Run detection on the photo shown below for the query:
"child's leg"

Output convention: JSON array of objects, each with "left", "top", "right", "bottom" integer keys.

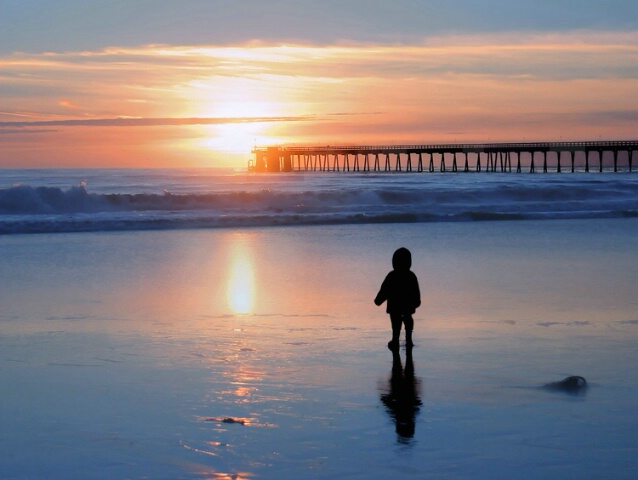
[
  {"left": 404, "top": 315, "right": 414, "bottom": 346},
  {"left": 390, "top": 314, "right": 402, "bottom": 345}
]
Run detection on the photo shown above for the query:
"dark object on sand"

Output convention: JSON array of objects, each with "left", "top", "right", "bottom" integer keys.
[
  {"left": 203, "top": 417, "right": 246, "bottom": 425},
  {"left": 221, "top": 417, "right": 245, "bottom": 425},
  {"left": 542, "top": 376, "right": 588, "bottom": 393}
]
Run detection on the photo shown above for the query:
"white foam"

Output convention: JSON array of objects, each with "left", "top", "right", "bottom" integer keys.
[{"left": 1, "top": 170, "right": 637, "bottom": 234}]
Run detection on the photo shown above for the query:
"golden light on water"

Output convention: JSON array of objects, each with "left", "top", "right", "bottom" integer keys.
[{"left": 227, "top": 244, "right": 256, "bottom": 315}]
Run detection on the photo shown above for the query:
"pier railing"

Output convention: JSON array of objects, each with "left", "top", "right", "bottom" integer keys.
[{"left": 250, "top": 141, "right": 638, "bottom": 173}]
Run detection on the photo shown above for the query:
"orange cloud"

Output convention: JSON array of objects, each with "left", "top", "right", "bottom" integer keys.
[
  {"left": 1, "top": 32, "right": 637, "bottom": 167},
  {"left": 58, "top": 99, "right": 80, "bottom": 110}
]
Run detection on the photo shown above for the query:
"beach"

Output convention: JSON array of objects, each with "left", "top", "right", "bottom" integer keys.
[
  {"left": 3, "top": 0, "right": 638, "bottom": 476},
  {"left": 2, "top": 217, "right": 637, "bottom": 479}
]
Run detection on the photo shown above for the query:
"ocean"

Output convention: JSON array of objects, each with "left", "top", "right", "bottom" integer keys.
[
  {"left": 1, "top": 168, "right": 637, "bottom": 234},
  {"left": 1, "top": 169, "right": 638, "bottom": 479}
]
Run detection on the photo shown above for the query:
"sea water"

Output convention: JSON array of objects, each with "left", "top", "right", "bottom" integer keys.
[
  {"left": 1, "top": 170, "right": 637, "bottom": 479},
  {"left": 1, "top": 168, "right": 637, "bottom": 234}
]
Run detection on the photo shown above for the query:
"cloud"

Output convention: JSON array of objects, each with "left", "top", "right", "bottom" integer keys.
[
  {"left": 58, "top": 100, "right": 80, "bottom": 110},
  {"left": 1, "top": 32, "right": 637, "bottom": 167},
  {"left": 0, "top": 128, "right": 58, "bottom": 135},
  {"left": 0, "top": 115, "right": 318, "bottom": 129},
  {"left": 2, "top": 33, "right": 637, "bottom": 128},
  {"left": 3, "top": 31, "right": 638, "bottom": 84}
]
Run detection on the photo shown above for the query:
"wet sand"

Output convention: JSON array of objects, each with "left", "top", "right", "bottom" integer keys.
[{"left": 1, "top": 219, "right": 638, "bottom": 479}]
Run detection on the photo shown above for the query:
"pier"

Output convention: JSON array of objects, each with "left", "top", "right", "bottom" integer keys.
[{"left": 250, "top": 141, "right": 637, "bottom": 173}]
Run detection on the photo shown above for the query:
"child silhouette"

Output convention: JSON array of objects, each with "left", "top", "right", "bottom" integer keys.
[{"left": 374, "top": 247, "right": 421, "bottom": 349}]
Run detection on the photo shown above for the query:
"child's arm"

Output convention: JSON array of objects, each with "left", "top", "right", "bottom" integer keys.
[
  {"left": 412, "top": 274, "right": 421, "bottom": 310},
  {"left": 374, "top": 277, "right": 389, "bottom": 306}
]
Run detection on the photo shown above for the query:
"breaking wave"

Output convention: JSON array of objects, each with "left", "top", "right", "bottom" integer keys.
[{"left": 1, "top": 173, "right": 637, "bottom": 234}]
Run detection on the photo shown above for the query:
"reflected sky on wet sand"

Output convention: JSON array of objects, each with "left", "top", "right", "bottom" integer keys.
[{"left": 1, "top": 219, "right": 637, "bottom": 478}]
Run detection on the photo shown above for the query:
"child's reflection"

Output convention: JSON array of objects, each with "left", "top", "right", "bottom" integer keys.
[{"left": 379, "top": 346, "right": 422, "bottom": 444}]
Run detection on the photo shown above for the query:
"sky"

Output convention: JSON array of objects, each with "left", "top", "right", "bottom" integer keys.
[{"left": 1, "top": 0, "right": 637, "bottom": 168}]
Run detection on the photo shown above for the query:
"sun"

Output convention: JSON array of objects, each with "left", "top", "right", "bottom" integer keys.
[
  {"left": 200, "top": 123, "right": 261, "bottom": 154},
  {"left": 181, "top": 68, "right": 300, "bottom": 158},
  {"left": 197, "top": 122, "right": 284, "bottom": 156}
]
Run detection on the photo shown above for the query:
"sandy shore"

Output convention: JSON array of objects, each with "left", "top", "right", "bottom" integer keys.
[{"left": 1, "top": 219, "right": 637, "bottom": 479}]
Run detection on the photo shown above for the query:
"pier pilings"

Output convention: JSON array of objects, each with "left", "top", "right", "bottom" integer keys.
[{"left": 250, "top": 141, "right": 637, "bottom": 173}]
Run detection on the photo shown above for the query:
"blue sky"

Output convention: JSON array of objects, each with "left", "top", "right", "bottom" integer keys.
[{"left": 3, "top": 0, "right": 637, "bottom": 53}]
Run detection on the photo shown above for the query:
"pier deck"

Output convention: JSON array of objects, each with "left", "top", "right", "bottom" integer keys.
[{"left": 251, "top": 141, "right": 637, "bottom": 173}]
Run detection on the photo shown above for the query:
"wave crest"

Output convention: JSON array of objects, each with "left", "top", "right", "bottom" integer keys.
[{"left": 1, "top": 177, "right": 637, "bottom": 234}]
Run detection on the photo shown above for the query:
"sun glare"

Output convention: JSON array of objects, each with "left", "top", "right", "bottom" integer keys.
[
  {"left": 188, "top": 75, "right": 287, "bottom": 118},
  {"left": 198, "top": 123, "right": 285, "bottom": 156},
  {"left": 186, "top": 72, "right": 293, "bottom": 155},
  {"left": 199, "top": 123, "right": 260, "bottom": 154},
  {"left": 227, "top": 245, "right": 256, "bottom": 315}
]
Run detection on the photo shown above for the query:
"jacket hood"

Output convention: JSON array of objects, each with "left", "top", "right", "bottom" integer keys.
[{"left": 392, "top": 247, "right": 412, "bottom": 270}]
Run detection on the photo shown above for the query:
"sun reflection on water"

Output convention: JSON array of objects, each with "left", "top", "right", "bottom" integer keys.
[{"left": 227, "top": 244, "right": 255, "bottom": 315}]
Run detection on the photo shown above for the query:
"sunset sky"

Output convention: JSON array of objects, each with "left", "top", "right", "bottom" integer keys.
[{"left": 1, "top": 1, "right": 637, "bottom": 168}]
